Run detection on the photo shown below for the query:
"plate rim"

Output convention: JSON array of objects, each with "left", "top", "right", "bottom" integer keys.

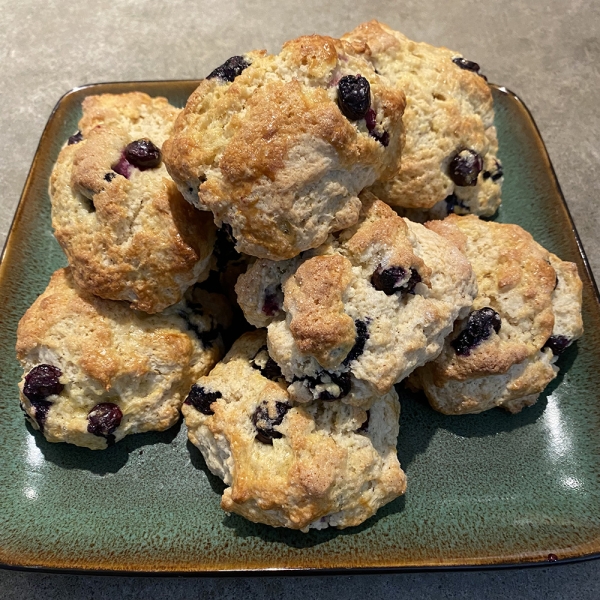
[{"left": 1, "top": 81, "right": 600, "bottom": 576}]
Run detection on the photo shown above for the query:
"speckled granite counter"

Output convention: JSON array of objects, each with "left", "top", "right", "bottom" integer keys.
[{"left": 1, "top": 0, "right": 599, "bottom": 597}]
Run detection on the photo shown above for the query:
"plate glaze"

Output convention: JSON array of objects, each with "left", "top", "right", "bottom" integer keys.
[{"left": 1, "top": 82, "right": 599, "bottom": 574}]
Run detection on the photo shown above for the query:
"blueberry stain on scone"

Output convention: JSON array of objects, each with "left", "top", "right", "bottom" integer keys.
[
  {"left": 163, "top": 35, "right": 406, "bottom": 260},
  {"left": 181, "top": 330, "right": 406, "bottom": 531}
]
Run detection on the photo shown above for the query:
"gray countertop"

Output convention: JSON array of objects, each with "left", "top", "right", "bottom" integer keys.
[{"left": 1, "top": 0, "right": 599, "bottom": 597}]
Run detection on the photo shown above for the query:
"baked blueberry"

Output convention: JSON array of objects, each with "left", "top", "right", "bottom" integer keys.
[
  {"left": 543, "top": 335, "right": 571, "bottom": 355},
  {"left": 311, "top": 371, "right": 352, "bottom": 401},
  {"left": 371, "top": 266, "right": 421, "bottom": 296},
  {"left": 251, "top": 346, "right": 284, "bottom": 381},
  {"left": 68, "top": 131, "right": 83, "bottom": 145},
  {"left": 449, "top": 149, "right": 483, "bottom": 187},
  {"left": 337, "top": 75, "right": 371, "bottom": 121},
  {"left": 124, "top": 139, "right": 161, "bottom": 170},
  {"left": 252, "top": 400, "right": 290, "bottom": 444},
  {"left": 343, "top": 319, "right": 370, "bottom": 366},
  {"left": 452, "top": 57, "right": 481, "bottom": 73},
  {"left": 206, "top": 56, "right": 250, "bottom": 82},
  {"left": 87, "top": 402, "right": 123, "bottom": 442},
  {"left": 451, "top": 307, "right": 501, "bottom": 356},
  {"left": 23, "top": 364, "right": 64, "bottom": 402},
  {"left": 184, "top": 384, "right": 222, "bottom": 415}
]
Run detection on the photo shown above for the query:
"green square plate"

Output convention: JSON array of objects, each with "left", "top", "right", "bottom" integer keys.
[{"left": 1, "top": 82, "right": 599, "bottom": 574}]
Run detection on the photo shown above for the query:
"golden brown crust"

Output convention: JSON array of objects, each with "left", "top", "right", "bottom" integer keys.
[
  {"left": 163, "top": 36, "right": 406, "bottom": 260},
  {"left": 285, "top": 254, "right": 356, "bottom": 368},
  {"left": 342, "top": 21, "right": 501, "bottom": 217},
  {"left": 51, "top": 92, "right": 216, "bottom": 313},
  {"left": 16, "top": 268, "right": 229, "bottom": 449},
  {"left": 425, "top": 215, "right": 556, "bottom": 381},
  {"left": 236, "top": 197, "right": 477, "bottom": 404},
  {"left": 183, "top": 330, "right": 406, "bottom": 531}
]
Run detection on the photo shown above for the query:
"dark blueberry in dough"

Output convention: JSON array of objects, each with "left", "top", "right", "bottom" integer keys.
[
  {"left": 452, "top": 57, "right": 481, "bottom": 73},
  {"left": 124, "top": 139, "right": 161, "bottom": 170},
  {"left": 251, "top": 346, "right": 283, "bottom": 381},
  {"left": 184, "top": 385, "right": 222, "bottom": 415},
  {"left": 444, "top": 193, "right": 467, "bottom": 215},
  {"left": 207, "top": 56, "right": 250, "bottom": 82},
  {"left": 112, "top": 155, "right": 133, "bottom": 179},
  {"left": 404, "top": 269, "right": 422, "bottom": 295},
  {"left": 371, "top": 266, "right": 421, "bottom": 296},
  {"left": 449, "top": 149, "right": 483, "bottom": 187},
  {"left": 543, "top": 335, "right": 571, "bottom": 355},
  {"left": 364, "top": 107, "right": 390, "bottom": 146},
  {"left": 337, "top": 75, "right": 371, "bottom": 121},
  {"left": 23, "top": 364, "right": 64, "bottom": 402},
  {"left": 343, "top": 319, "right": 370, "bottom": 366},
  {"left": 262, "top": 285, "right": 283, "bottom": 317},
  {"left": 452, "top": 57, "right": 487, "bottom": 80},
  {"left": 482, "top": 160, "right": 504, "bottom": 182},
  {"left": 317, "top": 371, "right": 351, "bottom": 401},
  {"left": 87, "top": 403, "right": 123, "bottom": 442},
  {"left": 29, "top": 399, "right": 52, "bottom": 432},
  {"left": 371, "top": 265, "right": 407, "bottom": 295},
  {"left": 252, "top": 401, "right": 290, "bottom": 444},
  {"left": 68, "top": 131, "right": 83, "bottom": 145},
  {"left": 104, "top": 172, "right": 116, "bottom": 182},
  {"left": 371, "top": 129, "right": 390, "bottom": 147},
  {"left": 357, "top": 410, "right": 370, "bottom": 433},
  {"left": 451, "top": 307, "right": 502, "bottom": 356}
]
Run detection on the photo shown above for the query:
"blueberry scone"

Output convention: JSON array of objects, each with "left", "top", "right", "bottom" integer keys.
[
  {"left": 183, "top": 330, "right": 406, "bottom": 531},
  {"left": 342, "top": 20, "right": 502, "bottom": 219},
  {"left": 16, "top": 268, "right": 232, "bottom": 450},
  {"left": 50, "top": 92, "right": 216, "bottom": 313},
  {"left": 235, "top": 194, "right": 477, "bottom": 406},
  {"left": 163, "top": 35, "right": 406, "bottom": 260},
  {"left": 409, "top": 215, "right": 584, "bottom": 414}
]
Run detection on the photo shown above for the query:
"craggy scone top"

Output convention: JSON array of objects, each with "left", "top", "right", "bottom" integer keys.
[
  {"left": 16, "top": 268, "right": 231, "bottom": 449},
  {"left": 163, "top": 35, "right": 406, "bottom": 260},
  {"left": 50, "top": 92, "right": 216, "bottom": 314},
  {"left": 182, "top": 330, "right": 406, "bottom": 531},
  {"left": 410, "top": 215, "right": 584, "bottom": 414},
  {"left": 236, "top": 194, "right": 477, "bottom": 406},
  {"left": 343, "top": 21, "right": 502, "bottom": 218}
]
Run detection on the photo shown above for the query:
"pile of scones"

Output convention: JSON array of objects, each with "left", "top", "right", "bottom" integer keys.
[{"left": 16, "top": 21, "right": 584, "bottom": 532}]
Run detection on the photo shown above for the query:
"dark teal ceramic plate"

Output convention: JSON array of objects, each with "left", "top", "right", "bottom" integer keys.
[{"left": 1, "top": 82, "right": 599, "bottom": 574}]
